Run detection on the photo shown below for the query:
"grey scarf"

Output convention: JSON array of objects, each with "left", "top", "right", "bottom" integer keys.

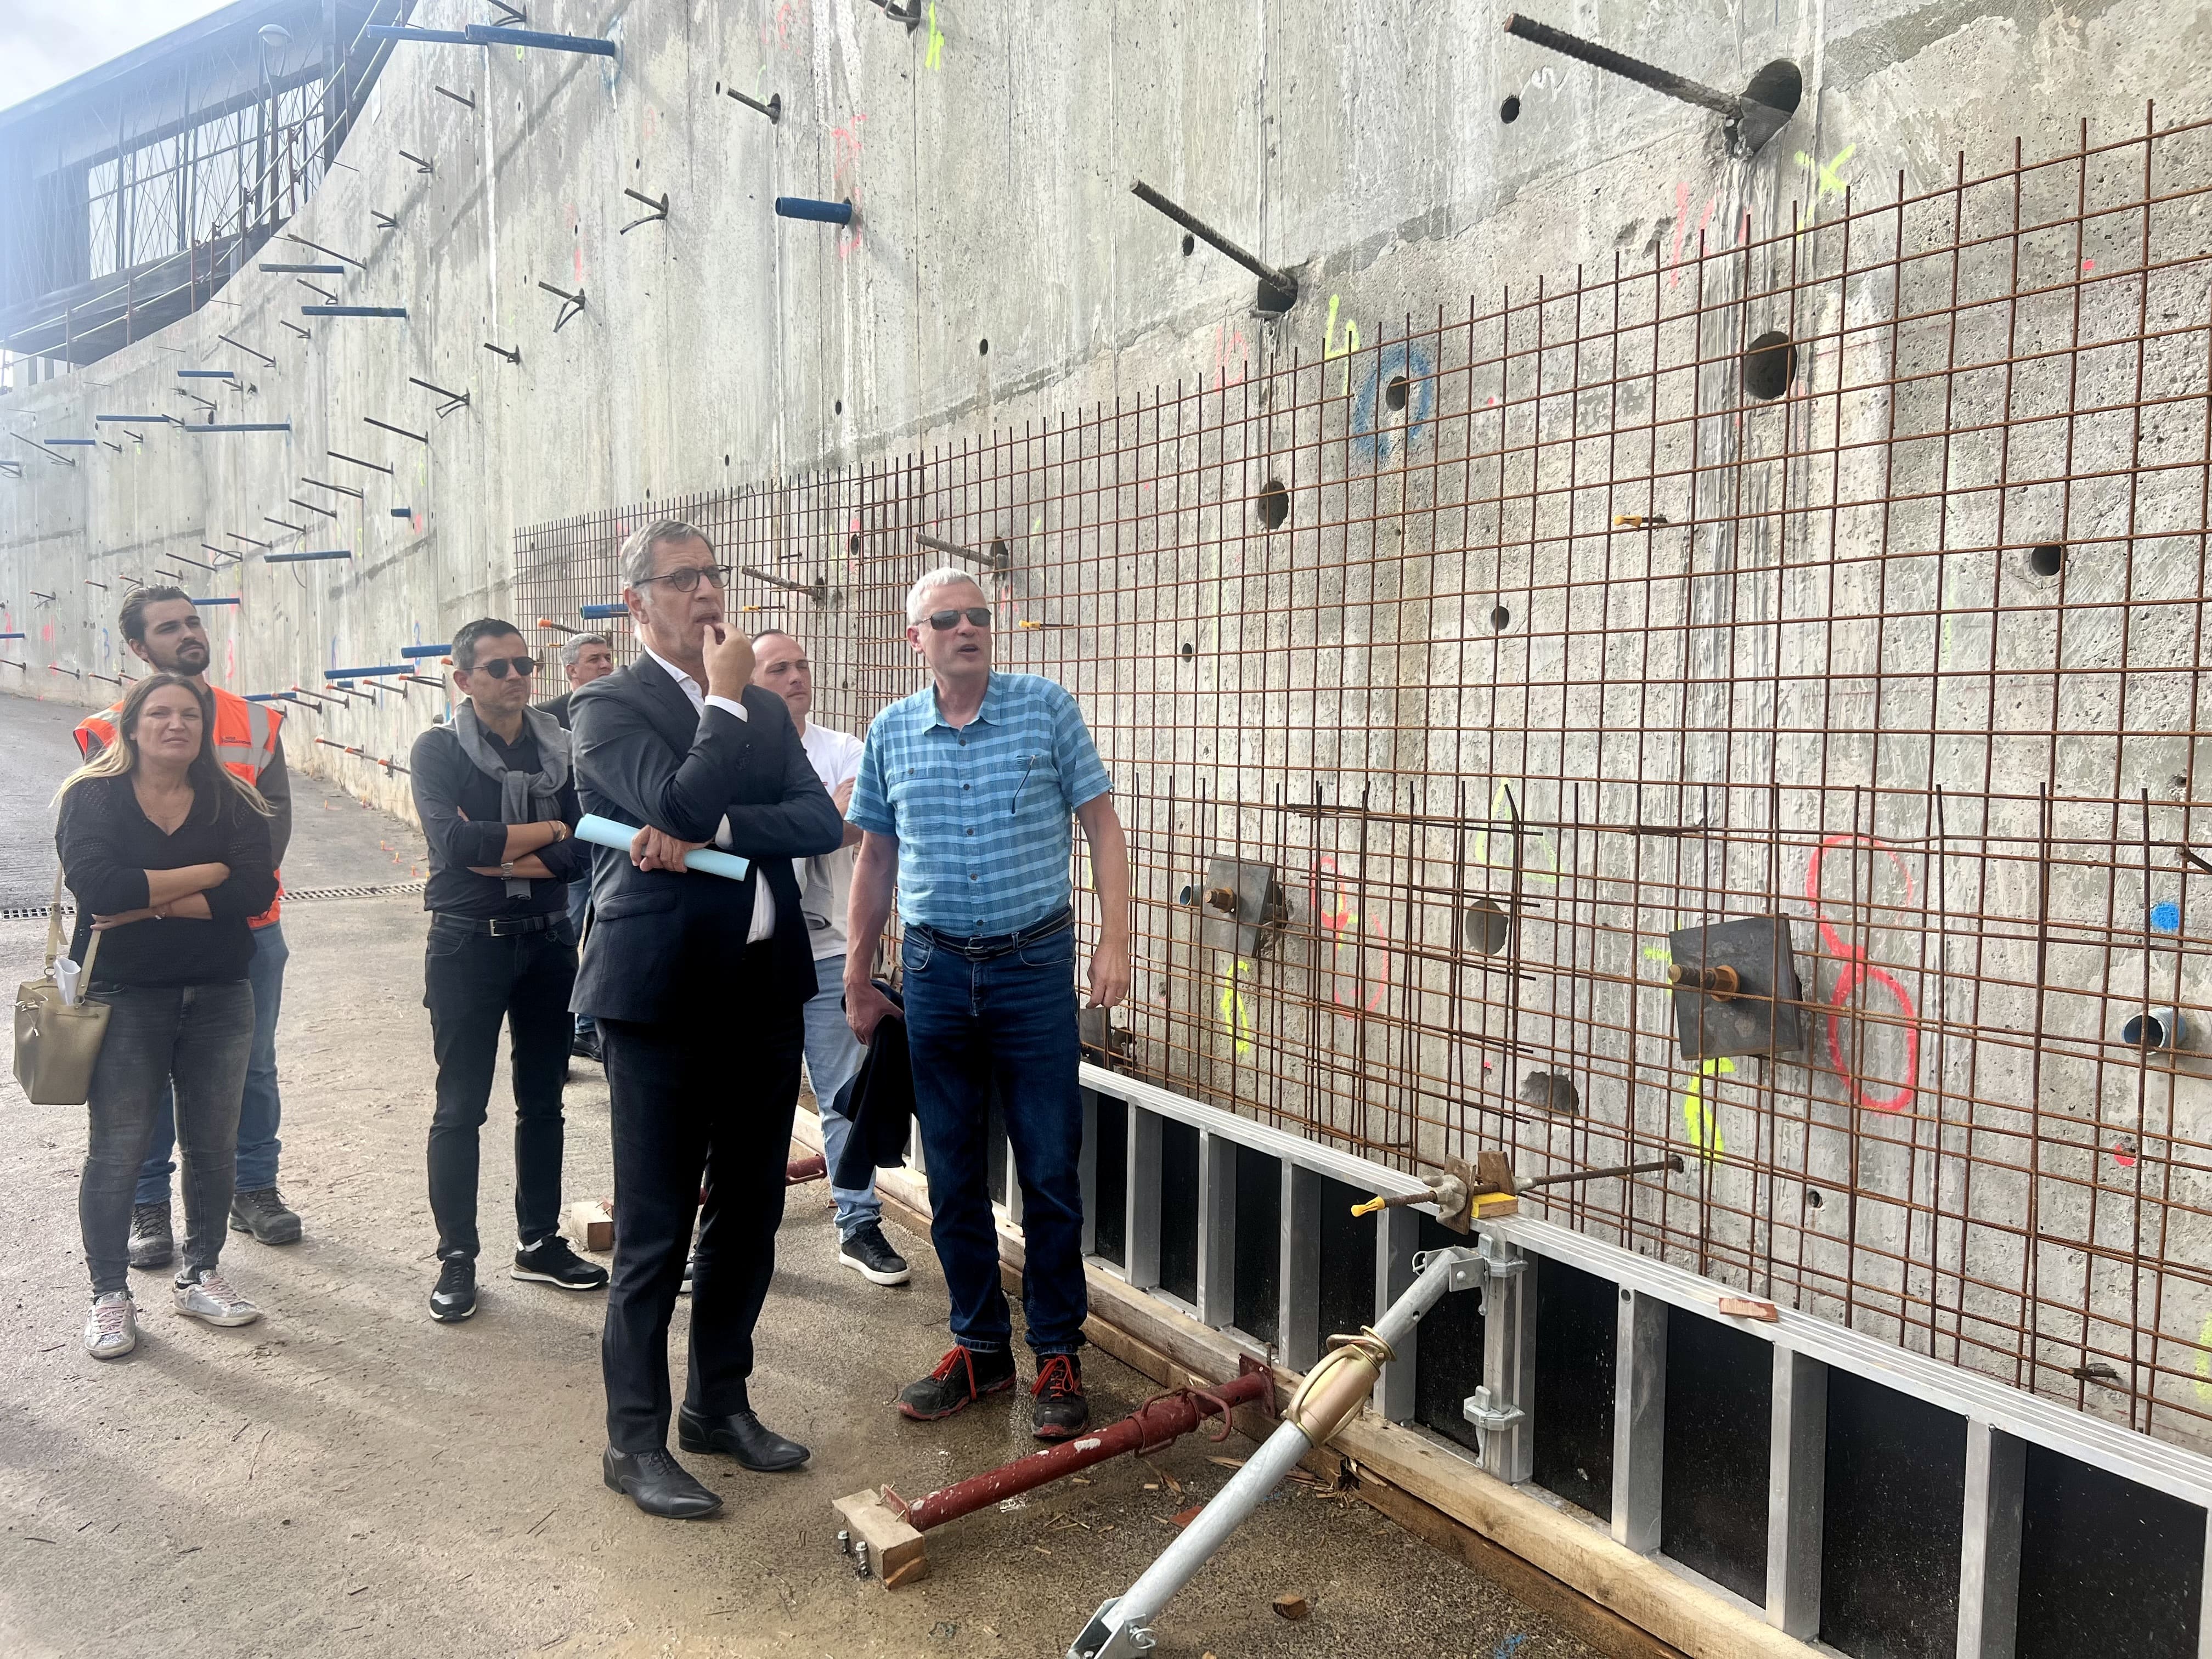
[{"left": 452, "top": 703, "right": 572, "bottom": 896}]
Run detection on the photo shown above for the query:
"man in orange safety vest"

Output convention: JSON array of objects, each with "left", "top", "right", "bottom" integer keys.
[{"left": 73, "top": 585, "right": 301, "bottom": 1267}]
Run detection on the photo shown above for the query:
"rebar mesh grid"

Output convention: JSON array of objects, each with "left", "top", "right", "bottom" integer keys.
[{"left": 519, "top": 108, "right": 2212, "bottom": 1452}]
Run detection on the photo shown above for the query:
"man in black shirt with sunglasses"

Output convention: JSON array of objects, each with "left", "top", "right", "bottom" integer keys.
[{"left": 409, "top": 618, "right": 606, "bottom": 1325}]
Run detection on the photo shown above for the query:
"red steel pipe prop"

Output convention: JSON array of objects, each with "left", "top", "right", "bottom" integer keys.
[
  {"left": 786, "top": 1153, "right": 826, "bottom": 1185},
  {"left": 885, "top": 1367, "right": 1273, "bottom": 1533}
]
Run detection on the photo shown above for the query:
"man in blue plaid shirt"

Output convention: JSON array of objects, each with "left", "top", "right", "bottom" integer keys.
[{"left": 845, "top": 567, "right": 1130, "bottom": 1439}]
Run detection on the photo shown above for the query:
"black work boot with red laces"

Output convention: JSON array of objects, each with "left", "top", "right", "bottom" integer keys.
[
  {"left": 896, "top": 1344, "right": 1017, "bottom": 1420},
  {"left": 1030, "top": 1353, "right": 1089, "bottom": 1440}
]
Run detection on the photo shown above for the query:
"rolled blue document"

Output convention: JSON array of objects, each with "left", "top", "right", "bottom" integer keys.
[{"left": 574, "top": 813, "right": 752, "bottom": 881}]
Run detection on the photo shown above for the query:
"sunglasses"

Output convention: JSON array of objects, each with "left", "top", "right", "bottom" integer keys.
[
  {"left": 470, "top": 655, "right": 538, "bottom": 679},
  {"left": 635, "top": 563, "right": 731, "bottom": 594},
  {"left": 925, "top": 607, "right": 994, "bottom": 631}
]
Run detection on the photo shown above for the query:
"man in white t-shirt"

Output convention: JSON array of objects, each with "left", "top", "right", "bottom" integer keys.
[{"left": 751, "top": 631, "right": 910, "bottom": 1286}]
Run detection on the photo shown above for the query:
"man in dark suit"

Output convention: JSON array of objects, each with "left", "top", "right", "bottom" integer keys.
[{"left": 569, "top": 520, "right": 844, "bottom": 1520}]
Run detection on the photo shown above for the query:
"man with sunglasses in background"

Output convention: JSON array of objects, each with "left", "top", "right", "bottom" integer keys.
[
  {"left": 568, "top": 521, "right": 842, "bottom": 1520},
  {"left": 409, "top": 618, "right": 605, "bottom": 1326},
  {"left": 845, "top": 567, "right": 1131, "bottom": 1440}
]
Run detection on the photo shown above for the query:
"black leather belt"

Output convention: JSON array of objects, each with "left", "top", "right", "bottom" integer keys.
[
  {"left": 911, "top": 907, "right": 1073, "bottom": 962},
  {"left": 435, "top": 911, "right": 566, "bottom": 938}
]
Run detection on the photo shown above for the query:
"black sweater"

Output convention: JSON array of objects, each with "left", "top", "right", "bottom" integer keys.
[{"left": 56, "top": 771, "right": 280, "bottom": 986}]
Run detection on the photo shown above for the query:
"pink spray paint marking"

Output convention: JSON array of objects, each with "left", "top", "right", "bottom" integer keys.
[
  {"left": 1804, "top": 834, "right": 1922, "bottom": 1114},
  {"left": 1310, "top": 855, "right": 1390, "bottom": 1013}
]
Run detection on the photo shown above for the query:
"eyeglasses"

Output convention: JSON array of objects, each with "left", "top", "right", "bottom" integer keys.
[
  {"left": 924, "top": 607, "right": 994, "bottom": 631},
  {"left": 635, "top": 563, "right": 731, "bottom": 594},
  {"left": 471, "top": 655, "right": 538, "bottom": 679}
]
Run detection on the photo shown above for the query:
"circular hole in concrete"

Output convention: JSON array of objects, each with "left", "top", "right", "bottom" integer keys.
[
  {"left": 2029, "top": 542, "right": 2065, "bottom": 579},
  {"left": 1179, "top": 642, "right": 1195, "bottom": 659},
  {"left": 2123, "top": 1010, "right": 2173, "bottom": 1049},
  {"left": 1385, "top": 374, "right": 1409, "bottom": 413},
  {"left": 1742, "top": 330, "right": 1797, "bottom": 400},
  {"left": 1489, "top": 605, "right": 1511, "bottom": 631},
  {"left": 848, "top": 534, "right": 861, "bottom": 555},
  {"left": 1256, "top": 479, "right": 1290, "bottom": 531},
  {"left": 834, "top": 399, "right": 844, "bottom": 415},
  {"left": 1807, "top": 1188, "right": 1826, "bottom": 1209},
  {"left": 1742, "top": 59, "right": 1803, "bottom": 121},
  {"left": 1181, "top": 233, "right": 1195, "bottom": 256},
  {"left": 1518, "top": 1070, "right": 1581, "bottom": 1115},
  {"left": 978, "top": 338, "right": 990, "bottom": 357},
  {"left": 1462, "top": 898, "right": 1509, "bottom": 955},
  {"left": 1499, "top": 95, "right": 1521, "bottom": 123}
]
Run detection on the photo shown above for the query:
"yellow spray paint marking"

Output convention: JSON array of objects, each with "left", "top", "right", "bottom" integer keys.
[
  {"left": 2196, "top": 1315, "right": 2212, "bottom": 1404},
  {"left": 1218, "top": 956, "right": 1256, "bottom": 1057},
  {"left": 924, "top": 2, "right": 945, "bottom": 69},
  {"left": 1641, "top": 943, "right": 1673, "bottom": 965},
  {"left": 1468, "top": 781, "right": 1560, "bottom": 887},
  {"left": 1323, "top": 295, "right": 1361, "bottom": 397},
  {"left": 1681, "top": 1056, "right": 1734, "bottom": 1160}
]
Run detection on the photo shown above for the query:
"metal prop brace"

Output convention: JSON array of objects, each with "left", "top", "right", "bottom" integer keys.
[{"left": 1067, "top": 1246, "right": 1486, "bottom": 1658}]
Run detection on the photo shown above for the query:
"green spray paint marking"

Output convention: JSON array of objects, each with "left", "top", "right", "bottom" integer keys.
[{"left": 925, "top": 2, "right": 945, "bottom": 69}]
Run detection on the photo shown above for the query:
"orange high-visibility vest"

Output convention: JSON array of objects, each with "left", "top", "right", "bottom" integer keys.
[{"left": 74, "top": 686, "right": 284, "bottom": 928}]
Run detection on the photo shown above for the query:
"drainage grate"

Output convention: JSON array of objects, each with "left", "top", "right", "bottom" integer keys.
[
  {"left": 283, "top": 879, "right": 427, "bottom": 902},
  {"left": 0, "top": 878, "right": 425, "bottom": 920}
]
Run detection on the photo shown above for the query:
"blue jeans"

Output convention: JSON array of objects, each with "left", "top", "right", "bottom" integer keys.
[
  {"left": 133, "top": 921, "right": 287, "bottom": 1204},
  {"left": 84, "top": 980, "right": 255, "bottom": 1294},
  {"left": 805, "top": 953, "right": 877, "bottom": 1239},
  {"left": 568, "top": 876, "right": 596, "bottom": 1042},
  {"left": 901, "top": 921, "right": 1087, "bottom": 1356}
]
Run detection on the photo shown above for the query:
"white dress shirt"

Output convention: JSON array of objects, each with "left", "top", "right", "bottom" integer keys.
[{"left": 644, "top": 647, "right": 776, "bottom": 944}]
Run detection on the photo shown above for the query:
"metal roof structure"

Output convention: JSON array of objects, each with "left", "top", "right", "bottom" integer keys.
[{"left": 0, "top": 0, "right": 392, "bottom": 370}]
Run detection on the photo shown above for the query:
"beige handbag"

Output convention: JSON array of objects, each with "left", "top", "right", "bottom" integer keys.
[{"left": 12, "top": 867, "right": 109, "bottom": 1106}]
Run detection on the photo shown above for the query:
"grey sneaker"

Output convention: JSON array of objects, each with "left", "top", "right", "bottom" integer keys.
[
  {"left": 83, "top": 1290, "right": 138, "bottom": 1359},
  {"left": 173, "top": 1268, "right": 261, "bottom": 1327},
  {"left": 128, "top": 1201, "right": 174, "bottom": 1269}
]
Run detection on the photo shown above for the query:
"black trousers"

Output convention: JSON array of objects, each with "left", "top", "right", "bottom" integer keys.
[
  {"left": 423, "top": 914, "right": 578, "bottom": 1261},
  {"left": 599, "top": 945, "right": 805, "bottom": 1453}
]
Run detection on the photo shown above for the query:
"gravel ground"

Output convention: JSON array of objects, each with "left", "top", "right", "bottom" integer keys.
[{"left": 0, "top": 690, "right": 1596, "bottom": 1659}]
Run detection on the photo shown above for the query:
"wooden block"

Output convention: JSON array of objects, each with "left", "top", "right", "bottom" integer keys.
[
  {"left": 565, "top": 1198, "right": 613, "bottom": 1254},
  {"left": 1716, "top": 1296, "right": 1779, "bottom": 1322},
  {"left": 832, "top": 1488, "right": 928, "bottom": 1589},
  {"left": 1474, "top": 1192, "right": 1521, "bottom": 1218}
]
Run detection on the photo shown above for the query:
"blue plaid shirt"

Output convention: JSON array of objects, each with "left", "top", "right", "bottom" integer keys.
[{"left": 848, "top": 672, "right": 1113, "bottom": 936}]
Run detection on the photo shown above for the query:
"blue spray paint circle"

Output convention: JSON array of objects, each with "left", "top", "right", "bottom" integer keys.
[{"left": 2151, "top": 901, "right": 2182, "bottom": 934}]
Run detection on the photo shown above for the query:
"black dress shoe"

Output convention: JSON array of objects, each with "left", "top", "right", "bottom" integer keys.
[
  {"left": 602, "top": 1446, "right": 724, "bottom": 1519},
  {"left": 676, "top": 1407, "right": 810, "bottom": 1471}
]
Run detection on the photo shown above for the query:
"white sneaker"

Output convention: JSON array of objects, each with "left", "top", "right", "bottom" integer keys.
[
  {"left": 84, "top": 1290, "right": 138, "bottom": 1359},
  {"left": 173, "top": 1268, "right": 261, "bottom": 1327}
]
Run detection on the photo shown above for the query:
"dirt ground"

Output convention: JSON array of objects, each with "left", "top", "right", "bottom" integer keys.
[{"left": 0, "top": 693, "right": 1595, "bottom": 1659}]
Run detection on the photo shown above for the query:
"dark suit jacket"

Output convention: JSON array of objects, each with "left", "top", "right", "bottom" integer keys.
[
  {"left": 533, "top": 689, "right": 575, "bottom": 730},
  {"left": 567, "top": 657, "right": 843, "bottom": 1024}
]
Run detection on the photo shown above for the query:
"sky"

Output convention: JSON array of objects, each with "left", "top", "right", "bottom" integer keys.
[{"left": 0, "top": 0, "right": 236, "bottom": 113}]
